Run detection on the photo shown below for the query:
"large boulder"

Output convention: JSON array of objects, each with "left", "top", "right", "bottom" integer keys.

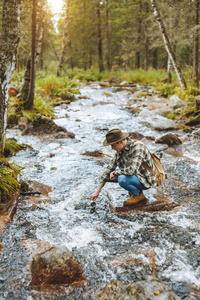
[
  {"left": 30, "top": 245, "right": 86, "bottom": 287},
  {"left": 169, "top": 95, "right": 186, "bottom": 110},
  {"left": 137, "top": 110, "right": 177, "bottom": 131},
  {"left": 93, "top": 276, "right": 181, "bottom": 300},
  {"left": 155, "top": 133, "right": 182, "bottom": 146},
  {"left": 22, "top": 114, "right": 75, "bottom": 138}
]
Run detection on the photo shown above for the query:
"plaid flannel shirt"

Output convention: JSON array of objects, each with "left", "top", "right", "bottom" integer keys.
[{"left": 99, "top": 139, "right": 157, "bottom": 188}]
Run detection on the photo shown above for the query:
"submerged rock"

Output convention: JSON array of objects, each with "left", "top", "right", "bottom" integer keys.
[
  {"left": 93, "top": 276, "right": 181, "bottom": 299},
  {"left": 129, "top": 132, "right": 155, "bottom": 141},
  {"left": 81, "top": 150, "right": 104, "bottom": 157},
  {"left": 155, "top": 133, "right": 182, "bottom": 146},
  {"left": 22, "top": 114, "right": 75, "bottom": 138},
  {"left": 30, "top": 245, "right": 86, "bottom": 287}
]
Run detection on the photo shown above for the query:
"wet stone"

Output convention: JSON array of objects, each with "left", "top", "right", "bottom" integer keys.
[
  {"left": 155, "top": 133, "right": 182, "bottom": 146},
  {"left": 93, "top": 276, "right": 181, "bottom": 299},
  {"left": 22, "top": 114, "right": 75, "bottom": 138},
  {"left": 30, "top": 245, "right": 87, "bottom": 287},
  {"left": 112, "top": 198, "right": 179, "bottom": 214}
]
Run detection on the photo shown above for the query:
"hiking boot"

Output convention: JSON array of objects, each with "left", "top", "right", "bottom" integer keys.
[{"left": 123, "top": 192, "right": 145, "bottom": 206}]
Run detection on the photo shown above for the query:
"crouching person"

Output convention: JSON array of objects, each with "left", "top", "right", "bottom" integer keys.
[{"left": 91, "top": 128, "right": 157, "bottom": 206}]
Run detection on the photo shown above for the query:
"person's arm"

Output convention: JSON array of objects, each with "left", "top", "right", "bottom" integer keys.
[
  {"left": 91, "top": 155, "right": 117, "bottom": 201},
  {"left": 91, "top": 185, "right": 102, "bottom": 201}
]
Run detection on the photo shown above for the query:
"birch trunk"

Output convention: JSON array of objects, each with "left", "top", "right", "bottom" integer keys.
[
  {"left": 150, "top": 0, "right": 187, "bottom": 89},
  {"left": 193, "top": 0, "right": 199, "bottom": 87},
  {"left": 167, "top": 0, "right": 173, "bottom": 83},
  {"left": 56, "top": 0, "right": 69, "bottom": 76},
  {"left": 0, "top": 0, "right": 21, "bottom": 155}
]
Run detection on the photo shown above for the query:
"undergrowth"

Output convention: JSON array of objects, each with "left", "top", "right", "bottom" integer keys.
[{"left": 0, "top": 158, "right": 21, "bottom": 203}]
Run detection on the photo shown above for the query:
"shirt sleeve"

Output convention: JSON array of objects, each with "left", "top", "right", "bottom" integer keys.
[{"left": 99, "top": 155, "right": 118, "bottom": 187}]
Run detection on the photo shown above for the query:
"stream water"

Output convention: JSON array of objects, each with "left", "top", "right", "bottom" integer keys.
[{"left": 0, "top": 83, "right": 200, "bottom": 299}]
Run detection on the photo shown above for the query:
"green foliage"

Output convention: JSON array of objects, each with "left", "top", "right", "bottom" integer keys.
[
  {"left": 64, "top": 68, "right": 168, "bottom": 85},
  {"left": 0, "top": 159, "right": 21, "bottom": 202},
  {"left": 8, "top": 73, "right": 79, "bottom": 123},
  {"left": 155, "top": 83, "right": 177, "bottom": 97},
  {"left": 36, "top": 74, "right": 78, "bottom": 98},
  {"left": 8, "top": 94, "right": 54, "bottom": 124},
  {"left": 166, "top": 112, "right": 178, "bottom": 119},
  {"left": 34, "top": 95, "right": 54, "bottom": 117},
  {"left": 66, "top": 68, "right": 103, "bottom": 81},
  {"left": 4, "top": 138, "right": 32, "bottom": 158},
  {"left": 173, "top": 87, "right": 197, "bottom": 103}
]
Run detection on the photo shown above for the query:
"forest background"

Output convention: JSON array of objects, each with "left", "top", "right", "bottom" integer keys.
[{"left": 0, "top": 0, "right": 200, "bottom": 201}]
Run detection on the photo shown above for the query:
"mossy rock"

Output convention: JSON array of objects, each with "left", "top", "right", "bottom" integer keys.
[{"left": 185, "top": 113, "right": 200, "bottom": 126}]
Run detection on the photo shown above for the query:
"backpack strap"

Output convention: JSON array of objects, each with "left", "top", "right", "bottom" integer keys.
[
  {"left": 133, "top": 141, "right": 155, "bottom": 176},
  {"left": 141, "top": 162, "right": 155, "bottom": 176}
]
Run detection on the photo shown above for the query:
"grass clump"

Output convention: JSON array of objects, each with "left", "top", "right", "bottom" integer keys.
[
  {"left": 0, "top": 158, "right": 21, "bottom": 203},
  {"left": 7, "top": 94, "right": 55, "bottom": 125},
  {"left": 3, "top": 138, "right": 32, "bottom": 158},
  {"left": 36, "top": 74, "right": 79, "bottom": 99}
]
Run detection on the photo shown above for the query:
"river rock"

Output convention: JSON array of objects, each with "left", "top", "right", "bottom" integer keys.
[
  {"left": 152, "top": 106, "right": 173, "bottom": 117},
  {"left": 155, "top": 133, "right": 182, "bottom": 146},
  {"left": 28, "top": 180, "right": 52, "bottom": 195},
  {"left": 30, "top": 245, "right": 86, "bottom": 287},
  {"left": 129, "top": 132, "right": 145, "bottom": 140},
  {"left": 169, "top": 95, "right": 186, "bottom": 110},
  {"left": 18, "top": 117, "right": 28, "bottom": 130},
  {"left": 81, "top": 150, "right": 104, "bottom": 157},
  {"left": 137, "top": 109, "right": 177, "bottom": 131},
  {"left": 119, "top": 81, "right": 128, "bottom": 86},
  {"left": 185, "top": 114, "right": 200, "bottom": 126},
  {"left": 113, "top": 198, "right": 179, "bottom": 213},
  {"left": 93, "top": 276, "right": 181, "bottom": 299},
  {"left": 129, "top": 132, "right": 155, "bottom": 141},
  {"left": 22, "top": 114, "right": 75, "bottom": 138},
  {"left": 193, "top": 128, "right": 200, "bottom": 136}
]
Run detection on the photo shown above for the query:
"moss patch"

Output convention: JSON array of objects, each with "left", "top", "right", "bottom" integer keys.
[{"left": 0, "top": 159, "right": 21, "bottom": 203}]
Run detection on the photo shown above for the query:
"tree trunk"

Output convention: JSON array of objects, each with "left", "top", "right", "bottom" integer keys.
[
  {"left": 22, "top": 0, "right": 46, "bottom": 108},
  {"left": 97, "top": 1, "right": 104, "bottom": 72},
  {"left": 152, "top": 48, "right": 158, "bottom": 69},
  {"left": 167, "top": 57, "right": 173, "bottom": 83},
  {"left": 144, "top": 2, "right": 149, "bottom": 71},
  {"left": 0, "top": 0, "right": 21, "bottom": 155},
  {"left": 27, "top": 0, "right": 37, "bottom": 110},
  {"left": 136, "top": 4, "right": 142, "bottom": 69},
  {"left": 105, "top": 0, "right": 111, "bottom": 70},
  {"left": 193, "top": 0, "right": 199, "bottom": 87},
  {"left": 150, "top": 0, "right": 187, "bottom": 89},
  {"left": 56, "top": 0, "right": 69, "bottom": 76},
  {"left": 167, "top": 0, "right": 174, "bottom": 83}
]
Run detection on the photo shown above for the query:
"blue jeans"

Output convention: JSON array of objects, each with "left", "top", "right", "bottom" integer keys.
[{"left": 108, "top": 174, "right": 148, "bottom": 196}]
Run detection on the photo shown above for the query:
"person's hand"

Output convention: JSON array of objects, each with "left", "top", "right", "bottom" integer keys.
[
  {"left": 110, "top": 172, "right": 116, "bottom": 181},
  {"left": 91, "top": 191, "right": 99, "bottom": 201}
]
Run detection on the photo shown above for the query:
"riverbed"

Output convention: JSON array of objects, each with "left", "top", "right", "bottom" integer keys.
[{"left": 0, "top": 83, "right": 200, "bottom": 299}]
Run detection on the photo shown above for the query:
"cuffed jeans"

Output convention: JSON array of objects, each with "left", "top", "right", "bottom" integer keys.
[{"left": 108, "top": 174, "right": 148, "bottom": 196}]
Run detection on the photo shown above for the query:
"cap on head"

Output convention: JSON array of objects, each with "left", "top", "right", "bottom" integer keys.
[{"left": 103, "top": 128, "right": 129, "bottom": 146}]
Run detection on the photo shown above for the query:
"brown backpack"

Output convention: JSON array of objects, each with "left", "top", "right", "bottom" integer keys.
[{"left": 142, "top": 152, "right": 166, "bottom": 186}]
